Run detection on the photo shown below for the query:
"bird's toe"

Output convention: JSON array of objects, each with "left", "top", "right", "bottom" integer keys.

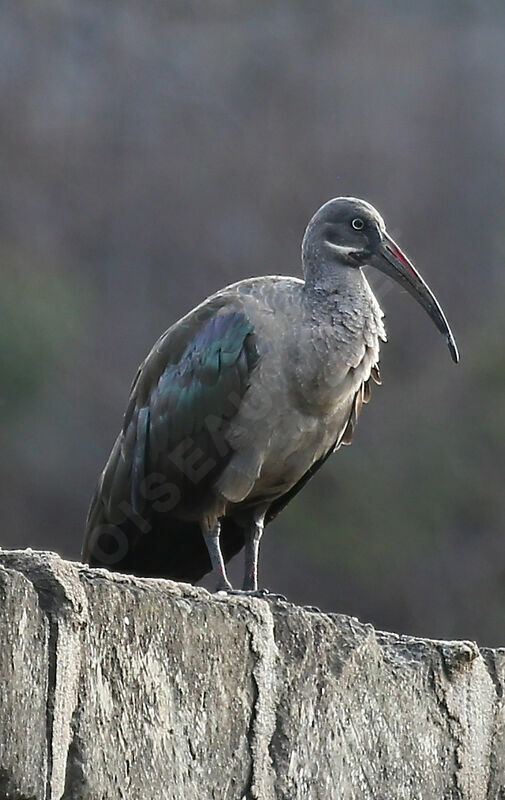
[
  {"left": 255, "top": 588, "right": 287, "bottom": 601},
  {"left": 219, "top": 588, "right": 287, "bottom": 601}
]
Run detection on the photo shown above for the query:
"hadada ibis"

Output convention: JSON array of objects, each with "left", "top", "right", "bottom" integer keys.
[{"left": 82, "top": 197, "right": 458, "bottom": 594}]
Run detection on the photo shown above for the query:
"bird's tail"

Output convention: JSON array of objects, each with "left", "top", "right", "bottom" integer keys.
[{"left": 83, "top": 489, "right": 245, "bottom": 583}]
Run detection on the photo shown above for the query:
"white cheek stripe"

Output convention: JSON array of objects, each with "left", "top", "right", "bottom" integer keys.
[{"left": 324, "top": 241, "right": 358, "bottom": 257}]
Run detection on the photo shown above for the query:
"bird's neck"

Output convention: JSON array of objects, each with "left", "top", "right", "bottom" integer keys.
[
  {"left": 302, "top": 259, "right": 367, "bottom": 306},
  {"left": 290, "top": 261, "right": 382, "bottom": 417}
]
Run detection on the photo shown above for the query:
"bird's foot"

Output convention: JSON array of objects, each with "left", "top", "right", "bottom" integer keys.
[
  {"left": 217, "top": 587, "right": 287, "bottom": 601},
  {"left": 214, "top": 578, "right": 233, "bottom": 593}
]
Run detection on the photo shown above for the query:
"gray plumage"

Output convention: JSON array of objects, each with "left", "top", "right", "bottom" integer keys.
[{"left": 82, "top": 197, "right": 458, "bottom": 593}]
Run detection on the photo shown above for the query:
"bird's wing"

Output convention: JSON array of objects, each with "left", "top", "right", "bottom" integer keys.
[
  {"left": 265, "top": 366, "right": 381, "bottom": 525},
  {"left": 83, "top": 303, "right": 260, "bottom": 559}
]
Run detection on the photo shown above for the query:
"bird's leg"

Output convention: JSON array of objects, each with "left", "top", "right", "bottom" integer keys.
[
  {"left": 202, "top": 520, "right": 232, "bottom": 592},
  {"left": 242, "top": 510, "right": 266, "bottom": 592}
]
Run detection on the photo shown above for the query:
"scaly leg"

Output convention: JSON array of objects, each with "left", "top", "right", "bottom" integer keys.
[
  {"left": 242, "top": 510, "right": 266, "bottom": 592},
  {"left": 202, "top": 520, "right": 232, "bottom": 592}
]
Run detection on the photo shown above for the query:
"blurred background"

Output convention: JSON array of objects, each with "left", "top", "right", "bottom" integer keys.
[{"left": 1, "top": 1, "right": 504, "bottom": 645}]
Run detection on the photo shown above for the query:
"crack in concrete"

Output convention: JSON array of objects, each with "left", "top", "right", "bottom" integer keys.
[
  {"left": 244, "top": 600, "right": 278, "bottom": 800},
  {"left": 44, "top": 615, "right": 60, "bottom": 800},
  {"left": 244, "top": 628, "right": 260, "bottom": 800}
]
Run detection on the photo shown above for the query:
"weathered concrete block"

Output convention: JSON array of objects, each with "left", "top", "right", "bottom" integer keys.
[
  {"left": 63, "top": 572, "right": 271, "bottom": 800},
  {"left": 0, "top": 564, "right": 48, "bottom": 800},
  {"left": 0, "top": 549, "right": 504, "bottom": 800}
]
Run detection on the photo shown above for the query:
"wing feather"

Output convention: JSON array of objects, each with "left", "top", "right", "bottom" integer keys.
[
  {"left": 84, "top": 307, "right": 260, "bottom": 565},
  {"left": 130, "top": 406, "right": 150, "bottom": 515}
]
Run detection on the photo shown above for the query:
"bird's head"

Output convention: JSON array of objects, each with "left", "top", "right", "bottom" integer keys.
[{"left": 302, "top": 196, "right": 459, "bottom": 363}]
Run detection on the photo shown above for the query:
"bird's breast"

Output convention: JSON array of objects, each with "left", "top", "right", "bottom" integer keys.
[
  {"left": 286, "top": 315, "right": 378, "bottom": 418},
  {"left": 216, "top": 277, "right": 385, "bottom": 506}
]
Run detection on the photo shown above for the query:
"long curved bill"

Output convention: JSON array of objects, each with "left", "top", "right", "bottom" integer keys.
[{"left": 370, "top": 231, "right": 459, "bottom": 363}]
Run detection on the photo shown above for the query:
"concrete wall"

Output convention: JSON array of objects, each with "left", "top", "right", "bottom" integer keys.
[{"left": 0, "top": 549, "right": 504, "bottom": 800}]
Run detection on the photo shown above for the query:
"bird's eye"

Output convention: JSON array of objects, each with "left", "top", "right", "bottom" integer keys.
[{"left": 351, "top": 218, "right": 364, "bottom": 230}]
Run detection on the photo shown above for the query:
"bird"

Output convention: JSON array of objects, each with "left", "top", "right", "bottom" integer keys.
[{"left": 82, "top": 197, "right": 458, "bottom": 594}]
